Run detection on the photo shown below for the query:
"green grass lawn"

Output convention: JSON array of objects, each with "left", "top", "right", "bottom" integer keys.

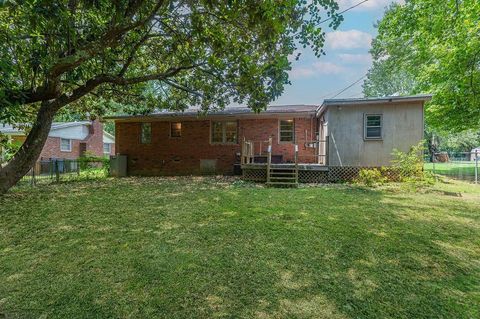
[
  {"left": 1, "top": 177, "right": 480, "bottom": 318},
  {"left": 424, "top": 162, "right": 478, "bottom": 179}
]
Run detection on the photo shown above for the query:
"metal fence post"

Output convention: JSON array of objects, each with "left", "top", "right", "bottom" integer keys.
[
  {"left": 55, "top": 160, "right": 60, "bottom": 183},
  {"left": 31, "top": 162, "right": 36, "bottom": 186},
  {"left": 475, "top": 150, "right": 478, "bottom": 185}
]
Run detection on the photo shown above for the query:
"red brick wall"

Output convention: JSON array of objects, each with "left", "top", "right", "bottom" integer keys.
[
  {"left": 38, "top": 120, "right": 108, "bottom": 160},
  {"left": 85, "top": 119, "right": 104, "bottom": 157},
  {"left": 115, "top": 117, "right": 318, "bottom": 176}
]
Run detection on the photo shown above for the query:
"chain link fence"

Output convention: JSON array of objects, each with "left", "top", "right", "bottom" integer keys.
[
  {"left": 424, "top": 151, "right": 479, "bottom": 183},
  {"left": 19, "top": 158, "right": 109, "bottom": 185}
]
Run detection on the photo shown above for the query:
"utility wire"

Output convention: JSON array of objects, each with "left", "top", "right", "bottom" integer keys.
[
  {"left": 329, "top": 74, "right": 367, "bottom": 99},
  {"left": 318, "top": 0, "right": 369, "bottom": 25}
]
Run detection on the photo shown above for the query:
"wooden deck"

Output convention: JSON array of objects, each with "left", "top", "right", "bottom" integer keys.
[{"left": 241, "top": 163, "right": 329, "bottom": 171}]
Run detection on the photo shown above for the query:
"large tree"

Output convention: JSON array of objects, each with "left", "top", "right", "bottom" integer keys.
[
  {"left": 364, "top": 0, "right": 480, "bottom": 131},
  {"left": 0, "top": 0, "right": 342, "bottom": 193}
]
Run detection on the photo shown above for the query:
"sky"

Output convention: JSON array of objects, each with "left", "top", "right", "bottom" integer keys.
[{"left": 274, "top": 0, "right": 403, "bottom": 105}]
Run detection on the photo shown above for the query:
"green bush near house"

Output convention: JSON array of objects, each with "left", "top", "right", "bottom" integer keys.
[
  {"left": 354, "top": 168, "right": 387, "bottom": 187},
  {"left": 78, "top": 151, "right": 110, "bottom": 173}
]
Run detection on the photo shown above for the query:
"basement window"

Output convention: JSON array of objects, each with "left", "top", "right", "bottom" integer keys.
[
  {"left": 140, "top": 123, "right": 151, "bottom": 144},
  {"left": 211, "top": 121, "right": 237, "bottom": 144},
  {"left": 364, "top": 114, "right": 382, "bottom": 139},
  {"left": 60, "top": 138, "right": 72, "bottom": 152},
  {"left": 170, "top": 122, "right": 182, "bottom": 138},
  {"left": 279, "top": 119, "right": 294, "bottom": 142}
]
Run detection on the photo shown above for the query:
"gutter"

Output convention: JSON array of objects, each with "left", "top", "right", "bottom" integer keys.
[
  {"left": 316, "top": 94, "right": 433, "bottom": 117},
  {"left": 104, "top": 110, "right": 318, "bottom": 121}
]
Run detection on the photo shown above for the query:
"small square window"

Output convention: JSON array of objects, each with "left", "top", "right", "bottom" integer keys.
[
  {"left": 103, "top": 143, "right": 111, "bottom": 154},
  {"left": 140, "top": 123, "right": 151, "bottom": 144},
  {"left": 279, "top": 119, "right": 294, "bottom": 142},
  {"left": 364, "top": 114, "right": 382, "bottom": 139},
  {"left": 60, "top": 138, "right": 72, "bottom": 152},
  {"left": 171, "top": 122, "right": 182, "bottom": 138}
]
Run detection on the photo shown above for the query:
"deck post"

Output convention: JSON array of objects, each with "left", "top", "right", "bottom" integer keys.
[
  {"left": 294, "top": 144, "right": 299, "bottom": 184},
  {"left": 267, "top": 137, "right": 272, "bottom": 183},
  {"left": 241, "top": 137, "right": 245, "bottom": 165},
  {"left": 325, "top": 136, "right": 329, "bottom": 166}
]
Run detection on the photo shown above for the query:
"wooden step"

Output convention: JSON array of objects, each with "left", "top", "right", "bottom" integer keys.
[
  {"left": 266, "top": 182, "right": 299, "bottom": 187},
  {"left": 269, "top": 177, "right": 297, "bottom": 180},
  {"left": 269, "top": 172, "right": 296, "bottom": 175}
]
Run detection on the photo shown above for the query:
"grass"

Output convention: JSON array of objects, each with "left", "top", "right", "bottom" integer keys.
[
  {"left": 1, "top": 177, "right": 480, "bottom": 318},
  {"left": 424, "top": 162, "right": 478, "bottom": 179}
]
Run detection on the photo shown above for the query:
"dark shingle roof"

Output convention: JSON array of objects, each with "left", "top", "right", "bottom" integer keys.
[{"left": 105, "top": 104, "right": 319, "bottom": 120}]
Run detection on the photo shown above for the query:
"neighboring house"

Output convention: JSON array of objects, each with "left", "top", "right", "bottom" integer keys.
[
  {"left": 471, "top": 147, "right": 480, "bottom": 161},
  {"left": 0, "top": 120, "right": 115, "bottom": 162},
  {"left": 107, "top": 95, "right": 431, "bottom": 183}
]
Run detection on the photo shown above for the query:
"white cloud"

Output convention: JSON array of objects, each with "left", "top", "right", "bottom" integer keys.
[
  {"left": 338, "top": 53, "right": 372, "bottom": 64},
  {"left": 336, "top": 0, "right": 404, "bottom": 11},
  {"left": 290, "top": 61, "right": 347, "bottom": 79},
  {"left": 326, "top": 30, "right": 372, "bottom": 50}
]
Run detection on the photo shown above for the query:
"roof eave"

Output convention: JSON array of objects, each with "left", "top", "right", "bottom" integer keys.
[{"left": 104, "top": 110, "right": 317, "bottom": 121}]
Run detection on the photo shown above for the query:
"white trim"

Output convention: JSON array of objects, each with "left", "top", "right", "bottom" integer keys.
[
  {"left": 364, "top": 114, "right": 383, "bottom": 140},
  {"left": 60, "top": 138, "right": 72, "bottom": 152},
  {"left": 278, "top": 119, "right": 295, "bottom": 143},
  {"left": 103, "top": 143, "right": 112, "bottom": 154}
]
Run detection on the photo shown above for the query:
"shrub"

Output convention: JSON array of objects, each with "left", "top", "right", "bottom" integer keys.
[
  {"left": 391, "top": 141, "right": 435, "bottom": 189},
  {"left": 0, "top": 138, "right": 22, "bottom": 163},
  {"left": 78, "top": 151, "right": 110, "bottom": 173},
  {"left": 355, "top": 168, "right": 387, "bottom": 187}
]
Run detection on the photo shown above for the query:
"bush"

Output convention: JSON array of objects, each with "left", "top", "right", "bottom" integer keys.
[
  {"left": 391, "top": 141, "right": 435, "bottom": 189},
  {"left": 355, "top": 168, "right": 387, "bottom": 187},
  {"left": 0, "top": 138, "right": 22, "bottom": 163},
  {"left": 78, "top": 151, "right": 110, "bottom": 173}
]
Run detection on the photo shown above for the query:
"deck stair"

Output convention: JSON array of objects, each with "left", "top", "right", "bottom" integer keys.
[{"left": 267, "top": 164, "right": 299, "bottom": 187}]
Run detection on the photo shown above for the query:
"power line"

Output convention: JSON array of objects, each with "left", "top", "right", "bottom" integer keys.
[
  {"left": 318, "top": 0, "right": 369, "bottom": 25},
  {"left": 329, "top": 74, "right": 367, "bottom": 99}
]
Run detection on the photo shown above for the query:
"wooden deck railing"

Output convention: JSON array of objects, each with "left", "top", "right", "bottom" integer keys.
[
  {"left": 241, "top": 137, "right": 329, "bottom": 166},
  {"left": 241, "top": 137, "right": 272, "bottom": 165}
]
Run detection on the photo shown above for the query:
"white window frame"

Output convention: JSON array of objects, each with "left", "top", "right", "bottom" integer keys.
[
  {"left": 364, "top": 114, "right": 383, "bottom": 140},
  {"left": 210, "top": 120, "right": 238, "bottom": 144},
  {"left": 279, "top": 119, "right": 295, "bottom": 143},
  {"left": 103, "top": 143, "right": 111, "bottom": 154},
  {"left": 60, "top": 138, "right": 72, "bottom": 152}
]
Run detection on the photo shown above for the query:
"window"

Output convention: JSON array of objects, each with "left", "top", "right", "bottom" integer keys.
[
  {"left": 103, "top": 143, "right": 111, "bottom": 154},
  {"left": 279, "top": 119, "right": 294, "bottom": 142},
  {"left": 60, "top": 138, "right": 72, "bottom": 152},
  {"left": 211, "top": 121, "right": 238, "bottom": 144},
  {"left": 140, "top": 123, "right": 151, "bottom": 144},
  {"left": 364, "top": 114, "right": 382, "bottom": 139},
  {"left": 170, "top": 122, "right": 182, "bottom": 138}
]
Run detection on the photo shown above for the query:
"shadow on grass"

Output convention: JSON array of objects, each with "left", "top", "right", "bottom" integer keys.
[{"left": 0, "top": 178, "right": 479, "bottom": 318}]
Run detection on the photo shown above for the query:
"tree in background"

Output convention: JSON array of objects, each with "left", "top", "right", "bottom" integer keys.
[
  {"left": 363, "top": 59, "right": 415, "bottom": 98},
  {"left": 0, "top": 0, "right": 343, "bottom": 193},
  {"left": 363, "top": 0, "right": 480, "bottom": 132}
]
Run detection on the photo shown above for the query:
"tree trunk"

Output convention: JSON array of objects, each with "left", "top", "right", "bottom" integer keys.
[{"left": 0, "top": 102, "right": 58, "bottom": 194}]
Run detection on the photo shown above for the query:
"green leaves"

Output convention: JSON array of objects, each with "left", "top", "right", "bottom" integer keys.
[
  {"left": 0, "top": 0, "right": 342, "bottom": 124},
  {"left": 365, "top": 0, "right": 480, "bottom": 132}
]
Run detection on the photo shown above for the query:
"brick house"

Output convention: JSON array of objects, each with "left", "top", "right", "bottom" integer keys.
[
  {"left": 0, "top": 120, "right": 115, "bottom": 163},
  {"left": 111, "top": 105, "right": 318, "bottom": 176},
  {"left": 107, "top": 95, "right": 431, "bottom": 183}
]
